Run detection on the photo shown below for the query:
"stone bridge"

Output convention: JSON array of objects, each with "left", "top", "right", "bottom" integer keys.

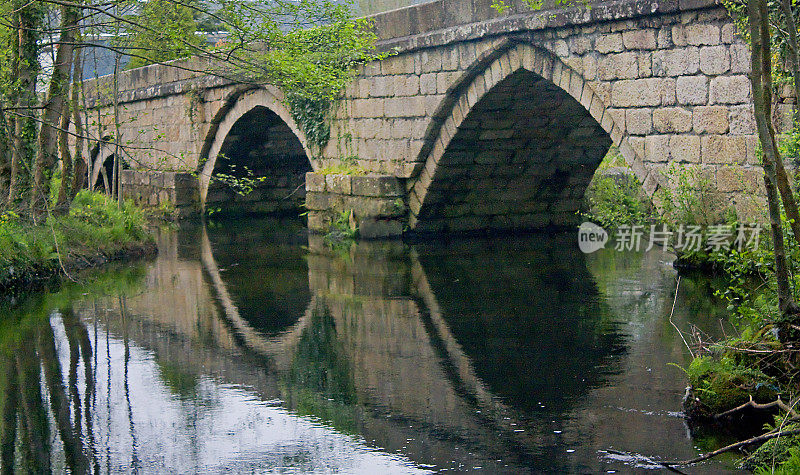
[{"left": 84, "top": 0, "right": 768, "bottom": 237}]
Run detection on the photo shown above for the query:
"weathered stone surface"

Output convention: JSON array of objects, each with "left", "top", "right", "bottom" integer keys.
[
  {"left": 709, "top": 75, "right": 751, "bottom": 104},
  {"left": 692, "top": 106, "right": 729, "bottom": 134},
  {"left": 626, "top": 108, "right": 653, "bottom": 135},
  {"left": 306, "top": 172, "right": 326, "bottom": 192},
  {"left": 669, "top": 135, "right": 702, "bottom": 163},
  {"left": 653, "top": 107, "right": 693, "bottom": 133},
  {"left": 701, "top": 135, "right": 747, "bottom": 164},
  {"left": 676, "top": 75, "right": 708, "bottom": 105},
  {"left": 729, "top": 104, "right": 756, "bottom": 135},
  {"left": 699, "top": 46, "right": 730, "bottom": 75},
  {"left": 684, "top": 24, "right": 720, "bottom": 46},
  {"left": 326, "top": 174, "right": 352, "bottom": 194},
  {"left": 351, "top": 175, "right": 404, "bottom": 197},
  {"left": 653, "top": 48, "right": 699, "bottom": 76},
  {"left": 595, "top": 33, "right": 624, "bottom": 54},
  {"left": 622, "top": 29, "right": 658, "bottom": 50},
  {"left": 611, "top": 78, "right": 669, "bottom": 107}
]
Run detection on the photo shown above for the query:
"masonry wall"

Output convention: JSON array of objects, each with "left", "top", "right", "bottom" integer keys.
[{"left": 88, "top": 0, "right": 776, "bottom": 230}]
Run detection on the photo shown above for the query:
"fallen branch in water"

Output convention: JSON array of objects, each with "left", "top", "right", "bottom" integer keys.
[
  {"left": 657, "top": 428, "right": 800, "bottom": 467},
  {"left": 715, "top": 395, "right": 799, "bottom": 420}
]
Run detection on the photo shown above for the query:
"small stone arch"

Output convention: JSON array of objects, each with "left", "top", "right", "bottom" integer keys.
[
  {"left": 198, "top": 86, "right": 314, "bottom": 213},
  {"left": 407, "top": 42, "right": 658, "bottom": 233},
  {"left": 89, "top": 136, "right": 117, "bottom": 192}
]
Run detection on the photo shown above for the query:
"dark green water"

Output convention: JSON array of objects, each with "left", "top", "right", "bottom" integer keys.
[{"left": 0, "top": 217, "right": 744, "bottom": 473}]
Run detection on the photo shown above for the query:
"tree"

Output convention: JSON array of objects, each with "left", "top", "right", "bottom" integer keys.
[
  {"left": 0, "top": 0, "right": 382, "bottom": 218},
  {"left": 747, "top": 0, "right": 800, "bottom": 326},
  {"left": 124, "top": 0, "right": 204, "bottom": 70}
]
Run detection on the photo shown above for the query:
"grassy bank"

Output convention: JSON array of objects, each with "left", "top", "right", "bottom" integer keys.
[{"left": 0, "top": 190, "right": 155, "bottom": 295}]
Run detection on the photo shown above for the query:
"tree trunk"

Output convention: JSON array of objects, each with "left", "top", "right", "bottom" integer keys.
[
  {"left": 70, "top": 45, "right": 87, "bottom": 199},
  {"left": 749, "top": 0, "right": 800, "bottom": 320},
  {"left": 773, "top": 0, "right": 800, "bottom": 245},
  {"left": 8, "top": 2, "right": 40, "bottom": 208},
  {"left": 30, "top": 4, "right": 77, "bottom": 213},
  {"left": 55, "top": 96, "right": 72, "bottom": 211}
]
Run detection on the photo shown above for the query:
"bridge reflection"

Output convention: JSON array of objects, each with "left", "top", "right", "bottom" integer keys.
[
  {"left": 0, "top": 218, "right": 734, "bottom": 473},
  {"left": 111, "top": 221, "right": 625, "bottom": 471}
]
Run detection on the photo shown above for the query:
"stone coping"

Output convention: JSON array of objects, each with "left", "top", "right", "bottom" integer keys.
[{"left": 372, "top": 0, "right": 719, "bottom": 52}]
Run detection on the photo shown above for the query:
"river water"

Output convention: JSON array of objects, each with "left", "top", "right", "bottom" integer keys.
[{"left": 1, "top": 217, "right": 745, "bottom": 473}]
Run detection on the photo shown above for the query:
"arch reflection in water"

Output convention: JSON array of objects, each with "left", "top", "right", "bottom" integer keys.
[{"left": 0, "top": 217, "right": 739, "bottom": 473}]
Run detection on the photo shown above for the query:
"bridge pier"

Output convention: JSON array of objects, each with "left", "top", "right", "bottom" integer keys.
[
  {"left": 121, "top": 170, "right": 200, "bottom": 218},
  {"left": 305, "top": 172, "right": 406, "bottom": 238}
]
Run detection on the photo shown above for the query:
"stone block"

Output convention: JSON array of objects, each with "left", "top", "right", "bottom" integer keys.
[
  {"left": 325, "top": 174, "right": 352, "bottom": 194},
  {"left": 344, "top": 196, "right": 404, "bottom": 218},
  {"left": 729, "top": 44, "right": 750, "bottom": 73},
  {"left": 352, "top": 98, "right": 384, "bottom": 118},
  {"left": 304, "top": 192, "right": 329, "bottom": 210},
  {"left": 351, "top": 175, "right": 404, "bottom": 197},
  {"left": 598, "top": 52, "right": 638, "bottom": 80},
  {"left": 384, "top": 96, "right": 427, "bottom": 118},
  {"left": 716, "top": 166, "right": 746, "bottom": 192},
  {"left": 685, "top": 24, "right": 720, "bottom": 45},
  {"left": 653, "top": 47, "right": 699, "bottom": 76},
  {"left": 671, "top": 25, "right": 687, "bottom": 46},
  {"left": 645, "top": 135, "right": 670, "bottom": 162},
  {"left": 721, "top": 23, "right": 736, "bottom": 44},
  {"left": 729, "top": 104, "right": 756, "bottom": 135},
  {"left": 622, "top": 29, "right": 658, "bottom": 50},
  {"left": 306, "top": 172, "right": 326, "bottom": 192},
  {"left": 595, "top": 33, "right": 624, "bottom": 54},
  {"left": 161, "top": 172, "right": 177, "bottom": 188},
  {"left": 676, "top": 75, "right": 708, "bottom": 105},
  {"left": 693, "top": 106, "right": 729, "bottom": 134},
  {"left": 669, "top": 135, "right": 702, "bottom": 162},
  {"left": 701, "top": 135, "right": 747, "bottom": 164},
  {"left": 381, "top": 54, "right": 416, "bottom": 75},
  {"left": 570, "top": 36, "right": 592, "bottom": 55},
  {"left": 653, "top": 107, "right": 693, "bottom": 133},
  {"left": 709, "top": 75, "right": 751, "bottom": 104},
  {"left": 420, "top": 73, "right": 437, "bottom": 95},
  {"left": 611, "top": 79, "right": 664, "bottom": 107},
  {"left": 307, "top": 211, "right": 330, "bottom": 232},
  {"left": 699, "top": 45, "right": 730, "bottom": 75},
  {"left": 637, "top": 51, "right": 653, "bottom": 77},
  {"left": 419, "top": 50, "right": 443, "bottom": 73}
]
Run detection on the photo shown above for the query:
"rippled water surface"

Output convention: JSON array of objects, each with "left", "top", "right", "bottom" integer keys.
[{"left": 1, "top": 217, "right": 745, "bottom": 473}]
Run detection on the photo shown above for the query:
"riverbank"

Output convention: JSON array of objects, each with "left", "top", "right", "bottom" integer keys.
[{"left": 0, "top": 190, "right": 156, "bottom": 297}]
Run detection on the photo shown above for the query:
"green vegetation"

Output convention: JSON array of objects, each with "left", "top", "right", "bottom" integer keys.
[
  {"left": 123, "top": 0, "right": 204, "bottom": 70},
  {"left": 316, "top": 164, "right": 368, "bottom": 176},
  {"left": 0, "top": 190, "right": 152, "bottom": 294},
  {"left": 582, "top": 147, "right": 653, "bottom": 228},
  {"left": 323, "top": 209, "right": 358, "bottom": 250}
]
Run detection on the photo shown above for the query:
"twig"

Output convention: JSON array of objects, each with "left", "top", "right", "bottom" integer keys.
[
  {"left": 659, "top": 428, "right": 800, "bottom": 467},
  {"left": 715, "top": 395, "right": 799, "bottom": 420},
  {"left": 669, "top": 276, "right": 694, "bottom": 358}
]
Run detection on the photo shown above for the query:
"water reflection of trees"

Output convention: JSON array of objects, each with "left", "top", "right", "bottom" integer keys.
[
  {"left": 0, "top": 267, "right": 145, "bottom": 474},
  {"left": 1, "top": 307, "right": 91, "bottom": 473}
]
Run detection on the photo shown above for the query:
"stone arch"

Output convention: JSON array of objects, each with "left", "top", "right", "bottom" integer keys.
[
  {"left": 89, "top": 136, "right": 117, "bottom": 191},
  {"left": 407, "top": 43, "right": 657, "bottom": 233},
  {"left": 198, "top": 86, "right": 314, "bottom": 213}
]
